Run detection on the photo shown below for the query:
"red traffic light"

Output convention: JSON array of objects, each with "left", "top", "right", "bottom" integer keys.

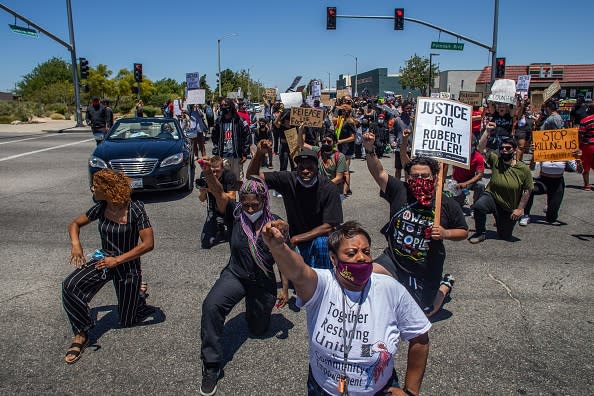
[
  {"left": 396, "top": 9, "right": 403, "bottom": 17},
  {"left": 327, "top": 7, "right": 337, "bottom": 30},
  {"left": 394, "top": 8, "right": 404, "bottom": 30},
  {"left": 133, "top": 63, "right": 143, "bottom": 82},
  {"left": 498, "top": 59, "right": 505, "bottom": 65},
  {"left": 495, "top": 57, "right": 506, "bottom": 78}
]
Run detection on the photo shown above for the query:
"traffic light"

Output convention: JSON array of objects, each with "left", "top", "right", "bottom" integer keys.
[
  {"left": 326, "top": 7, "right": 336, "bottom": 30},
  {"left": 79, "top": 58, "right": 89, "bottom": 79},
  {"left": 394, "top": 8, "right": 404, "bottom": 30},
  {"left": 495, "top": 57, "right": 506, "bottom": 78},
  {"left": 134, "top": 63, "right": 143, "bottom": 82},
  {"left": 82, "top": 84, "right": 89, "bottom": 93},
  {"left": 131, "top": 86, "right": 139, "bottom": 94}
]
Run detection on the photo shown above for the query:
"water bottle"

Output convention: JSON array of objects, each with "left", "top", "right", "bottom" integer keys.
[
  {"left": 86, "top": 249, "right": 108, "bottom": 279},
  {"left": 462, "top": 187, "right": 469, "bottom": 196}
]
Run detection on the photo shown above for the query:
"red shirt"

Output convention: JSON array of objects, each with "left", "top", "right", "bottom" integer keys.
[
  {"left": 453, "top": 150, "right": 485, "bottom": 182},
  {"left": 472, "top": 109, "right": 482, "bottom": 134},
  {"left": 237, "top": 111, "right": 251, "bottom": 126}
]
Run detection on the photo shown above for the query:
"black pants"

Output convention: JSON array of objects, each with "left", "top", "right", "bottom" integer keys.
[
  {"left": 473, "top": 192, "right": 516, "bottom": 240},
  {"left": 279, "top": 142, "right": 293, "bottom": 171},
  {"left": 525, "top": 176, "right": 564, "bottom": 222},
  {"left": 200, "top": 266, "right": 277, "bottom": 366},
  {"left": 201, "top": 211, "right": 230, "bottom": 249},
  {"left": 62, "top": 262, "right": 147, "bottom": 334}
]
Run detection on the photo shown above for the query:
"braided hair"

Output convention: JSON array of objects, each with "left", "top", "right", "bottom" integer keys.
[{"left": 233, "top": 176, "right": 275, "bottom": 275}]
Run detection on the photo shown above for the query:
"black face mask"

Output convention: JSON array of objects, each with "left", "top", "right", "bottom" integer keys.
[
  {"left": 500, "top": 152, "right": 514, "bottom": 161},
  {"left": 221, "top": 107, "right": 231, "bottom": 115},
  {"left": 321, "top": 143, "right": 333, "bottom": 152}
]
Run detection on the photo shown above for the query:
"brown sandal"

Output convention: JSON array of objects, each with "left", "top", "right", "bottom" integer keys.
[{"left": 64, "top": 338, "right": 89, "bottom": 364}]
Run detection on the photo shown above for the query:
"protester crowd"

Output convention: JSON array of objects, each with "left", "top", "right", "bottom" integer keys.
[{"left": 66, "top": 86, "right": 593, "bottom": 396}]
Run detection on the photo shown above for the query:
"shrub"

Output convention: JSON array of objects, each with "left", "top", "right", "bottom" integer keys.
[
  {"left": 143, "top": 105, "right": 158, "bottom": 117},
  {"left": 50, "top": 113, "right": 66, "bottom": 120},
  {"left": 48, "top": 103, "right": 68, "bottom": 115},
  {"left": 0, "top": 115, "right": 15, "bottom": 124}
]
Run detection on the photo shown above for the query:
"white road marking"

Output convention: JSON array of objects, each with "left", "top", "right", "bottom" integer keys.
[
  {"left": 0, "top": 133, "right": 61, "bottom": 145},
  {"left": 0, "top": 138, "right": 94, "bottom": 162}
]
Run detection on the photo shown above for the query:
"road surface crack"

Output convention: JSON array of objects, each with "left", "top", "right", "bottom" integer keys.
[{"left": 488, "top": 273, "right": 521, "bottom": 306}]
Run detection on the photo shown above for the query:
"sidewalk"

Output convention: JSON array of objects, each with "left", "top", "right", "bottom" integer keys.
[{"left": 0, "top": 119, "right": 91, "bottom": 134}]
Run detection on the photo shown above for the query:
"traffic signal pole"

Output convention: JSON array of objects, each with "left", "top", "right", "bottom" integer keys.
[
  {"left": 333, "top": 0, "right": 500, "bottom": 85},
  {"left": 0, "top": 1, "right": 84, "bottom": 126}
]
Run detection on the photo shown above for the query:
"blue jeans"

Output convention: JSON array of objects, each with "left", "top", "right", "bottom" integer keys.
[{"left": 297, "top": 236, "right": 331, "bottom": 269}]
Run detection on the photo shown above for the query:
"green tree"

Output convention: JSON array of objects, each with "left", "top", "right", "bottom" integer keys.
[
  {"left": 84, "top": 64, "right": 115, "bottom": 101},
  {"left": 199, "top": 75, "right": 212, "bottom": 100},
  {"left": 17, "top": 57, "right": 72, "bottom": 104},
  {"left": 399, "top": 54, "right": 439, "bottom": 96}
]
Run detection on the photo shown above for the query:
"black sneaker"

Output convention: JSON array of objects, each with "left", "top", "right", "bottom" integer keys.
[{"left": 200, "top": 365, "right": 221, "bottom": 396}]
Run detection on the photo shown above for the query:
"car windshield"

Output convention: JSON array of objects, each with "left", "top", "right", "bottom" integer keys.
[{"left": 106, "top": 119, "right": 181, "bottom": 140}]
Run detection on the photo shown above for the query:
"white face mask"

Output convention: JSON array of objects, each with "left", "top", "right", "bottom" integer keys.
[
  {"left": 296, "top": 176, "right": 318, "bottom": 188},
  {"left": 244, "top": 209, "right": 263, "bottom": 223}
]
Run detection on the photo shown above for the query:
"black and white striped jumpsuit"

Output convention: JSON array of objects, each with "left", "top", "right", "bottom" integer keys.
[{"left": 62, "top": 200, "right": 152, "bottom": 334}]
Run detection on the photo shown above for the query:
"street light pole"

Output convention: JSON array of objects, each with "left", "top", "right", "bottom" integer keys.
[
  {"left": 345, "top": 53, "right": 358, "bottom": 97},
  {"left": 490, "top": 0, "right": 499, "bottom": 84},
  {"left": 429, "top": 53, "right": 440, "bottom": 96},
  {"left": 217, "top": 33, "right": 238, "bottom": 98},
  {"left": 327, "top": 72, "right": 331, "bottom": 90}
]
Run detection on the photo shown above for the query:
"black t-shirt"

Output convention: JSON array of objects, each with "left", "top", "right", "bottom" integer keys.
[
  {"left": 380, "top": 176, "right": 467, "bottom": 280},
  {"left": 256, "top": 127, "right": 271, "bottom": 142},
  {"left": 337, "top": 121, "right": 356, "bottom": 154},
  {"left": 223, "top": 201, "right": 279, "bottom": 279},
  {"left": 492, "top": 113, "right": 513, "bottom": 135},
  {"left": 201, "top": 168, "right": 238, "bottom": 214},
  {"left": 263, "top": 171, "right": 343, "bottom": 237}
]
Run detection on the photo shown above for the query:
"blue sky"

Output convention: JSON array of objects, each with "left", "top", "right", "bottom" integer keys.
[{"left": 1, "top": 0, "right": 592, "bottom": 93}]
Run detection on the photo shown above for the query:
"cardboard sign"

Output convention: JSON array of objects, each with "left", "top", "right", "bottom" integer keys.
[
  {"left": 487, "top": 79, "right": 517, "bottom": 105},
  {"left": 280, "top": 92, "right": 303, "bottom": 109},
  {"left": 264, "top": 88, "right": 276, "bottom": 99},
  {"left": 532, "top": 128, "right": 579, "bottom": 162},
  {"left": 516, "top": 75, "right": 531, "bottom": 92},
  {"left": 543, "top": 80, "right": 562, "bottom": 103},
  {"left": 290, "top": 107, "right": 324, "bottom": 128},
  {"left": 531, "top": 92, "right": 544, "bottom": 112},
  {"left": 458, "top": 91, "right": 483, "bottom": 107},
  {"left": 439, "top": 92, "right": 451, "bottom": 99},
  {"left": 412, "top": 97, "right": 473, "bottom": 169},
  {"left": 320, "top": 94, "right": 333, "bottom": 107},
  {"left": 311, "top": 80, "right": 322, "bottom": 97},
  {"left": 336, "top": 88, "right": 351, "bottom": 99},
  {"left": 186, "top": 89, "right": 205, "bottom": 105},
  {"left": 186, "top": 72, "right": 200, "bottom": 90},
  {"left": 283, "top": 127, "right": 300, "bottom": 158}
]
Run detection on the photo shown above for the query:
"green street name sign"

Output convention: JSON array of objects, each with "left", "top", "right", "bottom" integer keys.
[
  {"left": 431, "top": 41, "right": 464, "bottom": 51},
  {"left": 9, "top": 24, "right": 39, "bottom": 38}
]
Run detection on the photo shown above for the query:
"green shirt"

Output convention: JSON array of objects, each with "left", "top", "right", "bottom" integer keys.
[
  {"left": 486, "top": 152, "right": 534, "bottom": 212},
  {"left": 310, "top": 145, "right": 347, "bottom": 181}
]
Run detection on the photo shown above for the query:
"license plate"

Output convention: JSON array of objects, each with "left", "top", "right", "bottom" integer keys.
[{"left": 130, "top": 178, "right": 143, "bottom": 189}]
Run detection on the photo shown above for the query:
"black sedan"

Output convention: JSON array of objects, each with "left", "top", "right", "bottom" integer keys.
[{"left": 88, "top": 117, "right": 194, "bottom": 192}]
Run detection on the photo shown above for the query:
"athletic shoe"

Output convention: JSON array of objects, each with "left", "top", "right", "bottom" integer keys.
[
  {"left": 584, "top": 185, "right": 592, "bottom": 191},
  {"left": 468, "top": 233, "right": 486, "bottom": 244},
  {"left": 519, "top": 215, "right": 530, "bottom": 226},
  {"left": 200, "top": 366, "right": 221, "bottom": 396},
  {"left": 543, "top": 205, "right": 548, "bottom": 213}
]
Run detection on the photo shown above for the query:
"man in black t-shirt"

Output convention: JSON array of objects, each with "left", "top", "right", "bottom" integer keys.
[
  {"left": 197, "top": 156, "right": 238, "bottom": 248},
  {"left": 362, "top": 132, "right": 468, "bottom": 316},
  {"left": 247, "top": 144, "right": 343, "bottom": 269}
]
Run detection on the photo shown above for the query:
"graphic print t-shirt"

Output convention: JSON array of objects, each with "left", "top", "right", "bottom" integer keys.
[
  {"left": 299, "top": 270, "right": 430, "bottom": 395},
  {"left": 222, "top": 121, "right": 234, "bottom": 157}
]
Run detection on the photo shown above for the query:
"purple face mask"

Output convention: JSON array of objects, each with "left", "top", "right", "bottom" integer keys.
[{"left": 335, "top": 260, "right": 373, "bottom": 286}]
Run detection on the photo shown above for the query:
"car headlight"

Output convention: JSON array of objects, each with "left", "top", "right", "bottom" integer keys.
[
  {"left": 89, "top": 156, "right": 108, "bottom": 168},
  {"left": 160, "top": 153, "right": 184, "bottom": 167}
]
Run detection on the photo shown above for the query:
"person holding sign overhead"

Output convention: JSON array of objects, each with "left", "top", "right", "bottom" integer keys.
[{"left": 362, "top": 131, "right": 468, "bottom": 317}]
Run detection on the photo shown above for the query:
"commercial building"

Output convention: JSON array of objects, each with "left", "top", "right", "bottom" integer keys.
[
  {"left": 336, "top": 68, "right": 421, "bottom": 98},
  {"left": 435, "top": 70, "right": 482, "bottom": 100}
]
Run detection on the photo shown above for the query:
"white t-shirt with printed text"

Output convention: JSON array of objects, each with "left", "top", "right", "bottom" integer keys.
[{"left": 299, "top": 269, "right": 431, "bottom": 395}]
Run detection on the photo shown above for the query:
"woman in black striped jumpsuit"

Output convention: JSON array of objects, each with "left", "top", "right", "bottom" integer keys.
[{"left": 62, "top": 169, "right": 154, "bottom": 364}]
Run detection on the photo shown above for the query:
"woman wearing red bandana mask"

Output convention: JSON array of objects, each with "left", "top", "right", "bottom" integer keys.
[
  {"left": 362, "top": 131, "right": 469, "bottom": 318},
  {"left": 262, "top": 220, "right": 431, "bottom": 396}
]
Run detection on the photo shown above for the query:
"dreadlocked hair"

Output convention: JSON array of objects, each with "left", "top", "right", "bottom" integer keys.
[{"left": 233, "top": 176, "right": 275, "bottom": 275}]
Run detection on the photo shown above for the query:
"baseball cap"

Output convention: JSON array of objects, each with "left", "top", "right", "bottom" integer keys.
[{"left": 293, "top": 149, "right": 318, "bottom": 163}]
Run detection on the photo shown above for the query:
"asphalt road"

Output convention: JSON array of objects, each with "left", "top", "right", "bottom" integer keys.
[{"left": 0, "top": 130, "right": 592, "bottom": 395}]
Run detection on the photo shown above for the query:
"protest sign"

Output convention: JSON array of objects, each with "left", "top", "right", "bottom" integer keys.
[
  {"left": 311, "top": 80, "right": 322, "bottom": 97},
  {"left": 290, "top": 107, "right": 324, "bottom": 128},
  {"left": 543, "top": 80, "right": 561, "bottom": 103},
  {"left": 532, "top": 128, "right": 579, "bottom": 162},
  {"left": 531, "top": 92, "right": 544, "bottom": 112},
  {"left": 516, "top": 75, "right": 531, "bottom": 92},
  {"left": 283, "top": 127, "right": 300, "bottom": 158},
  {"left": 458, "top": 91, "right": 483, "bottom": 107},
  {"left": 280, "top": 92, "right": 303, "bottom": 108},
  {"left": 487, "top": 79, "right": 516, "bottom": 105},
  {"left": 336, "top": 88, "right": 351, "bottom": 99},
  {"left": 186, "top": 89, "right": 205, "bottom": 105},
  {"left": 186, "top": 72, "right": 200, "bottom": 90},
  {"left": 439, "top": 92, "right": 451, "bottom": 99},
  {"left": 264, "top": 88, "right": 276, "bottom": 99},
  {"left": 412, "top": 97, "right": 472, "bottom": 169},
  {"left": 320, "top": 94, "right": 333, "bottom": 107}
]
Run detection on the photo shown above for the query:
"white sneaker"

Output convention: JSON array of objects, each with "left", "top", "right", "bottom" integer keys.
[
  {"left": 543, "top": 205, "right": 548, "bottom": 213},
  {"left": 519, "top": 215, "right": 530, "bottom": 226}
]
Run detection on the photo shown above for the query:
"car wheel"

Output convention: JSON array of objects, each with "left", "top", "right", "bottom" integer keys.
[{"left": 183, "top": 165, "right": 193, "bottom": 192}]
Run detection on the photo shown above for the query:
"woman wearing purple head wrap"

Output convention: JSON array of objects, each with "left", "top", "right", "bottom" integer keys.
[{"left": 197, "top": 158, "right": 289, "bottom": 396}]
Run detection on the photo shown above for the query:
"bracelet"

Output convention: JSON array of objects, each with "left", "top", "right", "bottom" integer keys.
[
  {"left": 367, "top": 148, "right": 376, "bottom": 156},
  {"left": 403, "top": 388, "right": 416, "bottom": 396}
]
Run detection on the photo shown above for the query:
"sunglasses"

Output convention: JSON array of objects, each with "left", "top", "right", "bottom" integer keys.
[{"left": 500, "top": 145, "right": 514, "bottom": 151}]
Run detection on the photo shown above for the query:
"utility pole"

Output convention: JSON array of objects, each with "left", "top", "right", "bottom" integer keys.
[{"left": 490, "top": 0, "right": 499, "bottom": 84}]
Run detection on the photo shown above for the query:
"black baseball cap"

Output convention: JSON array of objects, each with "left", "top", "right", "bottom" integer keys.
[{"left": 294, "top": 149, "right": 318, "bottom": 163}]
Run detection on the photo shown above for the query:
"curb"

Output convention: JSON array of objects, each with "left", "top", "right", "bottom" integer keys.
[{"left": 43, "top": 126, "right": 92, "bottom": 133}]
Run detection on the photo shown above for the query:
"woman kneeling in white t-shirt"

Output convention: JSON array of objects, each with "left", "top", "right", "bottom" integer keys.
[{"left": 262, "top": 220, "right": 431, "bottom": 396}]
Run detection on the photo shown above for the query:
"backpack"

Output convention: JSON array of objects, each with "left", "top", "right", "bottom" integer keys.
[{"left": 318, "top": 149, "right": 341, "bottom": 165}]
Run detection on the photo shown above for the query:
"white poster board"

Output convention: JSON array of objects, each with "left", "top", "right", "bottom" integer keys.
[
  {"left": 439, "top": 92, "right": 451, "bottom": 99},
  {"left": 412, "top": 97, "right": 472, "bottom": 169},
  {"left": 186, "top": 89, "right": 206, "bottom": 105},
  {"left": 280, "top": 92, "right": 303, "bottom": 108},
  {"left": 186, "top": 72, "right": 200, "bottom": 90},
  {"left": 487, "top": 79, "right": 517, "bottom": 105}
]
